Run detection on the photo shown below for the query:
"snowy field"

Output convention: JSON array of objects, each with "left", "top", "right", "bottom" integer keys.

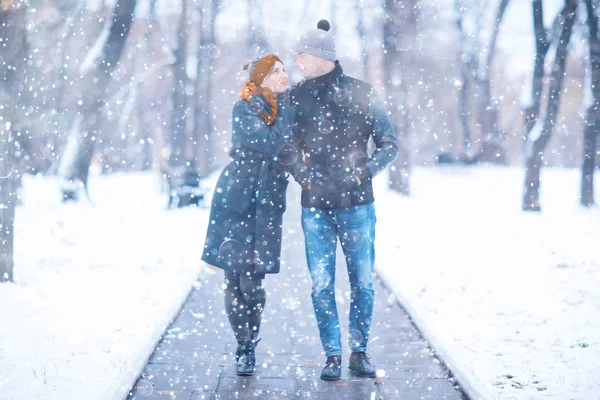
[
  {"left": 374, "top": 166, "right": 600, "bottom": 400},
  {"left": 0, "top": 172, "right": 215, "bottom": 400},
  {"left": 0, "top": 166, "right": 598, "bottom": 400}
]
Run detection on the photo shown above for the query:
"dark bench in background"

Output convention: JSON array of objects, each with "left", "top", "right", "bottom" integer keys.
[{"left": 164, "top": 167, "right": 206, "bottom": 209}]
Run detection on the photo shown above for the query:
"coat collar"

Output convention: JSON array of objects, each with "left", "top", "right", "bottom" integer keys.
[{"left": 305, "top": 60, "right": 343, "bottom": 86}]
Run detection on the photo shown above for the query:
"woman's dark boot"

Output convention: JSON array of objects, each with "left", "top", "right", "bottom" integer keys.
[
  {"left": 236, "top": 339, "right": 260, "bottom": 376},
  {"left": 235, "top": 342, "right": 244, "bottom": 362}
]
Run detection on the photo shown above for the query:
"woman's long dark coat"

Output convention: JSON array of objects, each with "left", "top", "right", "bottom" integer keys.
[{"left": 201, "top": 95, "right": 294, "bottom": 275}]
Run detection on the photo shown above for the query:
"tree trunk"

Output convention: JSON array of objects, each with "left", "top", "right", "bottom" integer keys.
[
  {"left": 128, "top": 0, "right": 158, "bottom": 172},
  {"left": 0, "top": 0, "right": 28, "bottom": 282},
  {"left": 523, "top": 2, "right": 565, "bottom": 135},
  {"left": 246, "top": 0, "right": 269, "bottom": 58},
  {"left": 582, "top": 0, "right": 600, "bottom": 207},
  {"left": 455, "top": 0, "right": 474, "bottom": 152},
  {"left": 354, "top": 0, "right": 370, "bottom": 81},
  {"left": 0, "top": 153, "right": 16, "bottom": 282},
  {"left": 193, "top": 0, "right": 220, "bottom": 178},
  {"left": 524, "top": 0, "right": 551, "bottom": 134},
  {"left": 203, "top": 0, "right": 219, "bottom": 168},
  {"left": 523, "top": 0, "right": 578, "bottom": 212},
  {"left": 329, "top": 0, "right": 337, "bottom": 36},
  {"left": 57, "top": 0, "right": 137, "bottom": 200},
  {"left": 476, "top": 0, "right": 510, "bottom": 163},
  {"left": 170, "top": 0, "right": 190, "bottom": 168},
  {"left": 54, "top": 1, "right": 85, "bottom": 113},
  {"left": 193, "top": 5, "right": 208, "bottom": 176},
  {"left": 455, "top": 0, "right": 510, "bottom": 162},
  {"left": 384, "top": 0, "right": 417, "bottom": 196},
  {"left": 137, "top": 1, "right": 159, "bottom": 171}
]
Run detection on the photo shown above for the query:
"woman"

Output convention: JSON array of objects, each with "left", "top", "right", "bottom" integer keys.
[{"left": 201, "top": 54, "right": 293, "bottom": 376}]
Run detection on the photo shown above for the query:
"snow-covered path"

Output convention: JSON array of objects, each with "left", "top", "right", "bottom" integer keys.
[{"left": 127, "top": 182, "right": 463, "bottom": 400}]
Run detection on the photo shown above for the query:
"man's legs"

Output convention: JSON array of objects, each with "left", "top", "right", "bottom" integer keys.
[
  {"left": 301, "top": 207, "right": 341, "bottom": 357},
  {"left": 337, "top": 203, "right": 376, "bottom": 353}
]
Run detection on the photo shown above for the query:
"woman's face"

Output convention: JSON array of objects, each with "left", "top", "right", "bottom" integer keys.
[{"left": 261, "top": 61, "right": 288, "bottom": 94}]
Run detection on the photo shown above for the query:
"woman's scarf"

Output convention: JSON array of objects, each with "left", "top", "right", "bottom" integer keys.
[{"left": 240, "top": 82, "right": 278, "bottom": 126}]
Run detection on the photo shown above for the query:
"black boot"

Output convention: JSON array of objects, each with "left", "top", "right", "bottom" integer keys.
[
  {"left": 235, "top": 342, "right": 244, "bottom": 362},
  {"left": 236, "top": 339, "right": 260, "bottom": 376},
  {"left": 320, "top": 355, "right": 342, "bottom": 381},
  {"left": 349, "top": 352, "right": 376, "bottom": 378}
]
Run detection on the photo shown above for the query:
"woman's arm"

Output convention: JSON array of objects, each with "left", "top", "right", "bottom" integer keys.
[{"left": 231, "top": 100, "right": 292, "bottom": 156}]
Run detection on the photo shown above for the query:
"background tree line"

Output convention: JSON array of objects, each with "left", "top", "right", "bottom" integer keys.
[{"left": 1, "top": 0, "right": 599, "bottom": 281}]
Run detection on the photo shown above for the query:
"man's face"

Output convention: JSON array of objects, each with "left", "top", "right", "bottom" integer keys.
[{"left": 295, "top": 52, "right": 322, "bottom": 79}]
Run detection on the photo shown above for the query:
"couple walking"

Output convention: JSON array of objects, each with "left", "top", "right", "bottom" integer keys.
[{"left": 202, "top": 20, "right": 398, "bottom": 381}]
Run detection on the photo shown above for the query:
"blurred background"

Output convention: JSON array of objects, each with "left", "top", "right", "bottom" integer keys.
[{"left": 1, "top": 0, "right": 597, "bottom": 174}]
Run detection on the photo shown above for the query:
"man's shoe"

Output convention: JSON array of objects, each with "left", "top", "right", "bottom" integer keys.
[
  {"left": 349, "top": 352, "right": 376, "bottom": 378},
  {"left": 320, "top": 355, "right": 342, "bottom": 381},
  {"left": 236, "top": 340, "right": 259, "bottom": 376}
]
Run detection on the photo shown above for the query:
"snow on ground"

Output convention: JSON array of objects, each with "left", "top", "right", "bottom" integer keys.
[
  {"left": 1, "top": 166, "right": 598, "bottom": 400},
  {"left": 374, "top": 166, "right": 600, "bottom": 400},
  {"left": 0, "top": 172, "right": 216, "bottom": 400}
]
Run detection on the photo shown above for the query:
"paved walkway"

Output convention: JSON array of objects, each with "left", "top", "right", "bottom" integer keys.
[{"left": 127, "top": 185, "right": 466, "bottom": 400}]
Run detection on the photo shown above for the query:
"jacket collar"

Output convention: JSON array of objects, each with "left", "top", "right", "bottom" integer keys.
[{"left": 305, "top": 60, "right": 343, "bottom": 86}]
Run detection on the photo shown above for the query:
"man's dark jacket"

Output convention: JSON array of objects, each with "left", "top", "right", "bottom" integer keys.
[{"left": 288, "top": 61, "right": 399, "bottom": 209}]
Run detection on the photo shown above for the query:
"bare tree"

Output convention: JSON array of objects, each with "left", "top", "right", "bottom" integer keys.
[
  {"left": 476, "top": 0, "right": 510, "bottom": 163},
  {"left": 246, "top": 0, "right": 269, "bottom": 58},
  {"left": 384, "top": 0, "right": 418, "bottom": 195},
  {"left": 455, "top": 0, "right": 475, "bottom": 152},
  {"left": 54, "top": 0, "right": 85, "bottom": 113},
  {"left": 329, "top": 0, "right": 337, "bottom": 36},
  {"left": 582, "top": 0, "right": 600, "bottom": 206},
  {"left": 355, "top": 0, "right": 370, "bottom": 80},
  {"left": 136, "top": 0, "right": 159, "bottom": 171},
  {"left": 0, "top": 0, "right": 28, "bottom": 282},
  {"left": 57, "top": 0, "right": 138, "bottom": 201},
  {"left": 522, "top": 1, "right": 565, "bottom": 134},
  {"left": 170, "top": 0, "right": 191, "bottom": 169},
  {"left": 204, "top": 0, "right": 220, "bottom": 166},
  {"left": 523, "top": 0, "right": 578, "bottom": 211},
  {"left": 454, "top": 0, "right": 510, "bottom": 162},
  {"left": 193, "top": 0, "right": 221, "bottom": 178},
  {"left": 524, "top": 0, "right": 551, "bottom": 135}
]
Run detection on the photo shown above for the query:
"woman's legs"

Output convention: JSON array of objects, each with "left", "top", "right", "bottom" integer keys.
[
  {"left": 224, "top": 270, "right": 266, "bottom": 376},
  {"left": 224, "top": 271, "right": 249, "bottom": 343},
  {"left": 223, "top": 271, "right": 266, "bottom": 343},
  {"left": 239, "top": 273, "right": 266, "bottom": 341}
]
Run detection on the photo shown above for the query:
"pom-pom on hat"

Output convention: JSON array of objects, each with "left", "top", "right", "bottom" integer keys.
[{"left": 295, "top": 19, "right": 336, "bottom": 62}]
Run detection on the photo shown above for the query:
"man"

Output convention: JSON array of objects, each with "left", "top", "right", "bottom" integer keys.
[{"left": 289, "top": 19, "right": 399, "bottom": 381}]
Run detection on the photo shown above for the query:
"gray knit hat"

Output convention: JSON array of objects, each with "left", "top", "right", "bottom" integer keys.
[{"left": 295, "top": 20, "right": 336, "bottom": 62}]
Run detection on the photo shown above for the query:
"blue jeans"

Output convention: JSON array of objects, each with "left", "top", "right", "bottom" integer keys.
[{"left": 301, "top": 203, "right": 376, "bottom": 357}]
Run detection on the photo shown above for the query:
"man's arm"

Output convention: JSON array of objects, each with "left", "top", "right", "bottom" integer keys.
[
  {"left": 284, "top": 87, "right": 312, "bottom": 188},
  {"left": 285, "top": 128, "right": 312, "bottom": 188},
  {"left": 357, "top": 88, "right": 399, "bottom": 180}
]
